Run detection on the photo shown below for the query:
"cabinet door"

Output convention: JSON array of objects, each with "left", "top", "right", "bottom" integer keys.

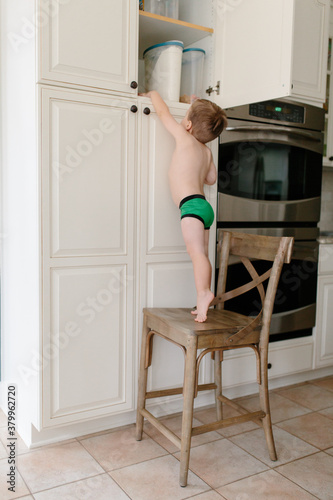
[
  {"left": 213, "top": 0, "right": 294, "bottom": 108},
  {"left": 138, "top": 102, "right": 216, "bottom": 395},
  {"left": 292, "top": 0, "right": 330, "bottom": 103},
  {"left": 213, "top": 0, "right": 329, "bottom": 108},
  {"left": 315, "top": 275, "right": 333, "bottom": 367},
  {"left": 39, "top": 0, "right": 138, "bottom": 94},
  {"left": 140, "top": 104, "right": 185, "bottom": 256},
  {"left": 138, "top": 103, "right": 194, "bottom": 392},
  {"left": 41, "top": 87, "right": 137, "bottom": 426}
]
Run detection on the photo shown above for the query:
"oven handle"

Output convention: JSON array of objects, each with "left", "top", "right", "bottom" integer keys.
[{"left": 226, "top": 125, "right": 321, "bottom": 142}]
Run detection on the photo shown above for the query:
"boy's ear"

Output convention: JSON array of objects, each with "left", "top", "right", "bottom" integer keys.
[{"left": 186, "top": 120, "right": 192, "bottom": 132}]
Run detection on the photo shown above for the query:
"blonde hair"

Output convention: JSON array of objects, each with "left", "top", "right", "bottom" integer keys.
[{"left": 188, "top": 99, "right": 228, "bottom": 144}]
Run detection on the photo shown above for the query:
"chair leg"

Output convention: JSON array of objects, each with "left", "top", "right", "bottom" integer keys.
[
  {"left": 179, "top": 338, "right": 197, "bottom": 487},
  {"left": 259, "top": 352, "right": 277, "bottom": 461},
  {"left": 214, "top": 351, "right": 223, "bottom": 420},
  {"left": 136, "top": 316, "right": 149, "bottom": 441}
]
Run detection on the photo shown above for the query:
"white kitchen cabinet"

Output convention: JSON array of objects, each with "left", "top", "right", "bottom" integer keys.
[
  {"left": 214, "top": 0, "right": 330, "bottom": 107},
  {"left": 1, "top": 0, "right": 140, "bottom": 444},
  {"left": 41, "top": 87, "right": 137, "bottom": 426},
  {"left": 36, "top": 0, "right": 329, "bottom": 108},
  {"left": 137, "top": 100, "right": 218, "bottom": 406},
  {"left": 139, "top": 0, "right": 330, "bottom": 108},
  {"left": 39, "top": 0, "right": 138, "bottom": 95},
  {"left": 314, "top": 244, "right": 333, "bottom": 367},
  {"left": 291, "top": 0, "right": 330, "bottom": 103}
]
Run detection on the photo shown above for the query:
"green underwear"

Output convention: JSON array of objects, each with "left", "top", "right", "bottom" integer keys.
[{"left": 179, "top": 194, "right": 214, "bottom": 230}]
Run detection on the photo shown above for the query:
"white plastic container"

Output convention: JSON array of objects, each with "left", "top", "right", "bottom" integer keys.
[
  {"left": 165, "top": 0, "right": 179, "bottom": 19},
  {"left": 180, "top": 48, "right": 206, "bottom": 103},
  {"left": 144, "top": 0, "right": 179, "bottom": 18},
  {"left": 144, "top": 41, "right": 184, "bottom": 101},
  {"left": 144, "top": 0, "right": 166, "bottom": 16}
]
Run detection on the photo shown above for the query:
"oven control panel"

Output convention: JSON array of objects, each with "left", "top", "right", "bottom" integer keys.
[{"left": 249, "top": 100, "right": 305, "bottom": 123}]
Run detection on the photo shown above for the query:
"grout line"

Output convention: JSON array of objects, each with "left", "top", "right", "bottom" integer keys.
[
  {"left": 16, "top": 471, "right": 127, "bottom": 499},
  {"left": 5, "top": 379, "right": 333, "bottom": 499},
  {"left": 225, "top": 431, "right": 322, "bottom": 470},
  {"left": 274, "top": 422, "right": 323, "bottom": 449},
  {"left": 13, "top": 464, "right": 35, "bottom": 499},
  {"left": 182, "top": 487, "right": 224, "bottom": 499},
  {"left": 76, "top": 438, "right": 125, "bottom": 474},
  {"left": 105, "top": 472, "right": 134, "bottom": 499},
  {"left": 107, "top": 451, "right": 174, "bottom": 473},
  {"left": 274, "top": 460, "right": 322, "bottom": 500},
  {"left": 274, "top": 411, "right": 333, "bottom": 449}
]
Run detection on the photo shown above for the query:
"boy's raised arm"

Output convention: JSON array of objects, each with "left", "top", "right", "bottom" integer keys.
[{"left": 140, "top": 91, "right": 183, "bottom": 139}]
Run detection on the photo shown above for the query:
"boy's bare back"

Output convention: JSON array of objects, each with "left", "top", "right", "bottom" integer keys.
[
  {"left": 168, "top": 128, "right": 216, "bottom": 207},
  {"left": 139, "top": 91, "right": 222, "bottom": 210}
]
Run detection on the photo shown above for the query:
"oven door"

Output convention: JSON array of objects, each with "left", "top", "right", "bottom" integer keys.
[
  {"left": 218, "top": 120, "right": 323, "bottom": 223},
  {"left": 216, "top": 228, "right": 319, "bottom": 341}
]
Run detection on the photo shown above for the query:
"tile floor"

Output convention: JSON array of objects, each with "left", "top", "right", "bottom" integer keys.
[{"left": 1, "top": 376, "right": 333, "bottom": 499}]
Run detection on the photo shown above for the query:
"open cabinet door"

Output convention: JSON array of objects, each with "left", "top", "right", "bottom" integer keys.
[
  {"left": 213, "top": 0, "right": 294, "bottom": 109},
  {"left": 291, "top": 0, "right": 330, "bottom": 104}
]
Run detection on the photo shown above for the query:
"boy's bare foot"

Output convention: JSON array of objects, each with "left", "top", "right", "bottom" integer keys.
[
  {"left": 194, "top": 290, "right": 215, "bottom": 323},
  {"left": 191, "top": 294, "right": 215, "bottom": 316}
]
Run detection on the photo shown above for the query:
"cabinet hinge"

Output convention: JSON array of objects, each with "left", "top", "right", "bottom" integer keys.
[{"left": 206, "top": 81, "right": 220, "bottom": 96}]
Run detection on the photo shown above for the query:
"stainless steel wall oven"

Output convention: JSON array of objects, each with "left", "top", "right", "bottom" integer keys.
[{"left": 217, "top": 99, "right": 325, "bottom": 342}]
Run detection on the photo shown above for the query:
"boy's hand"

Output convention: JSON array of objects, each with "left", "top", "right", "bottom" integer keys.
[
  {"left": 139, "top": 91, "right": 152, "bottom": 98},
  {"left": 138, "top": 90, "right": 182, "bottom": 140}
]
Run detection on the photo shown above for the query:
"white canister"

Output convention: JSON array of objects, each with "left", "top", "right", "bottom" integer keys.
[
  {"left": 165, "top": 0, "right": 179, "bottom": 19},
  {"left": 144, "top": 0, "right": 166, "bottom": 16},
  {"left": 180, "top": 48, "right": 206, "bottom": 103},
  {"left": 144, "top": 41, "right": 184, "bottom": 102}
]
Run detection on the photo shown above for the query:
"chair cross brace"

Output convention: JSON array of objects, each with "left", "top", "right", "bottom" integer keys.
[{"left": 212, "top": 264, "right": 271, "bottom": 307}]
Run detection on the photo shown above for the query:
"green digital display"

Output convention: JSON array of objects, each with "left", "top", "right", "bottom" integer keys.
[{"left": 249, "top": 101, "right": 304, "bottom": 123}]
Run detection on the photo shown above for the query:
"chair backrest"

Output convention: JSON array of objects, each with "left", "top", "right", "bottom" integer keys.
[{"left": 214, "top": 231, "right": 294, "bottom": 345}]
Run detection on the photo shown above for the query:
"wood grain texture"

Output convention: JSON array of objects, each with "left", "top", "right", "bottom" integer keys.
[{"left": 136, "top": 231, "right": 294, "bottom": 486}]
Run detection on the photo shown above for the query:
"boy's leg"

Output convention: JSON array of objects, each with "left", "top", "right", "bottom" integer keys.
[
  {"left": 181, "top": 217, "right": 214, "bottom": 322},
  {"left": 192, "top": 228, "right": 211, "bottom": 316},
  {"left": 204, "top": 228, "right": 210, "bottom": 257}
]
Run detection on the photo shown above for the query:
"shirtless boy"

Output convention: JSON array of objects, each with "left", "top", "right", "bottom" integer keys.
[{"left": 141, "top": 91, "right": 227, "bottom": 322}]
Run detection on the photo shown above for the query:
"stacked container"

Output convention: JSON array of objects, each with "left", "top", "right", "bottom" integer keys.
[
  {"left": 144, "top": 0, "right": 179, "bottom": 19},
  {"left": 144, "top": 41, "right": 184, "bottom": 101},
  {"left": 180, "top": 48, "right": 206, "bottom": 103}
]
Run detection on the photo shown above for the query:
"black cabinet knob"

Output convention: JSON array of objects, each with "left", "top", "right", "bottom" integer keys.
[
  {"left": 329, "top": 156, "right": 333, "bottom": 161},
  {"left": 143, "top": 107, "right": 151, "bottom": 115},
  {"left": 267, "top": 363, "right": 272, "bottom": 369},
  {"left": 130, "top": 105, "right": 138, "bottom": 113},
  {"left": 130, "top": 81, "right": 138, "bottom": 89}
]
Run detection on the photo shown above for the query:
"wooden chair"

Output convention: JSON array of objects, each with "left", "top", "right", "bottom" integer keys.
[{"left": 136, "top": 231, "right": 294, "bottom": 487}]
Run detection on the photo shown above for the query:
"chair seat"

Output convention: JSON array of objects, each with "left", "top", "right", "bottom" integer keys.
[{"left": 143, "top": 307, "right": 261, "bottom": 349}]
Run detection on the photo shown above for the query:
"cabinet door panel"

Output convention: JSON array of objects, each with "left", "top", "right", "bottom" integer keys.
[
  {"left": 214, "top": 0, "right": 294, "bottom": 108},
  {"left": 41, "top": 87, "right": 136, "bottom": 426},
  {"left": 44, "top": 265, "right": 133, "bottom": 425},
  {"left": 39, "top": 0, "right": 137, "bottom": 94},
  {"left": 42, "top": 88, "right": 134, "bottom": 257},
  {"left": 292, "top": 0, "right": 330, "bottom": 102},
  {"left": 145, "top": 262, "right": 197, "bottom": 390},
  {"left": 141, "top": 107, "right": 186, "bottom": 254},
  {"left": 146, "top": 262, "right": 196, "bottom": 308},
  {"left": 315, "top": 276, "right": 333, "bottom": 367}
]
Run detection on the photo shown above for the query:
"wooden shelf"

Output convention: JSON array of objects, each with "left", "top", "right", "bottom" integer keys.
[{"left": 139, "top": 11, "right": 213, "bottom": 58}]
